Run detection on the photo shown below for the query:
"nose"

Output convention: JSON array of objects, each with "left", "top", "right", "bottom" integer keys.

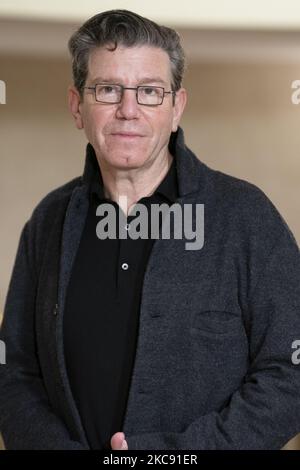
[{"left": 115, "top": 88, "right": 140, "bottom": 120}]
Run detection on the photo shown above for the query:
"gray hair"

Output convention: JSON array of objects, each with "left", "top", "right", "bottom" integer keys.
[{"left": 68, "top": 9, "right": 186, "bottom": 98}]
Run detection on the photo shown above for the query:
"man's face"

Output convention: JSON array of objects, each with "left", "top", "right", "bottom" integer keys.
[{"left": 69, "top": 45, "right": 186, "bottom": 171}]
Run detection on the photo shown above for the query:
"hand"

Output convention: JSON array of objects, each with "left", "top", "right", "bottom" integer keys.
[{"left": 110, "top": 432, "right": 128, "bottom": 450}]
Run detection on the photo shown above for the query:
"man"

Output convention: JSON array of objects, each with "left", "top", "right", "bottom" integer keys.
[{"left": 1, "top": 9, "right": 300, "bottom": 450}]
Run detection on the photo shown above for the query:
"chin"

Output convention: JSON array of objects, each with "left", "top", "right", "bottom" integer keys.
[{"left": 107, "top": 153, "right": 147, "bottom": 169}]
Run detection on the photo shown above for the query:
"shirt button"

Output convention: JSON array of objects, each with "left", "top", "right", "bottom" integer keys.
[
  {"left": 124, "top": 223, "right": 130, "bottom": 231},
  {"left": 121, "top": 262, "right": 129, "bottom": 270}
]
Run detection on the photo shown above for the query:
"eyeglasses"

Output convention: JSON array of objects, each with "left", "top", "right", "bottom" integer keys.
[{"left": 83, "top": 83, "right": 176, "bottom": 106}]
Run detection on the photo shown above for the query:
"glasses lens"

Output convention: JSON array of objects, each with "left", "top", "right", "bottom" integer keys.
[
  {"left": 95, "top": 84, "right": 122, "bottom": 103},
  {"left": 138, "top": 86, "right": 163, "bottom": 105}
]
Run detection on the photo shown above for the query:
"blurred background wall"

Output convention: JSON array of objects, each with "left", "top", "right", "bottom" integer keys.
[{"left": 0, "top": 0, "right": 300, "bottom": 450}]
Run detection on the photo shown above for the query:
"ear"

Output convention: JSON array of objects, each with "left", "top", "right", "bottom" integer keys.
[
  {"left": 68, "top": 85, "right": 84, "bottom": 130},
  {"left": 171, "top": 88, "right": 187, "bottom": 132}
]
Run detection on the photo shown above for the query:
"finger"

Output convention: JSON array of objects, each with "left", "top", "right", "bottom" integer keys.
[
  {"left": 111, "top": 432, "right": 126, "bottom": 450},
  {"left": 121, "top": 439, "right": 128, "bottom": 450}
]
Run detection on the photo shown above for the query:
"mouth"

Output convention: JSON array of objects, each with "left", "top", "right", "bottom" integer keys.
[{"left": 110, "top": 133, "right": 144, "bottom": 139}]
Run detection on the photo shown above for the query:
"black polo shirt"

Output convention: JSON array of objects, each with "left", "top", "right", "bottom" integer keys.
[{"left": 63, "top": 150, "right": 179, "bottom": 449}]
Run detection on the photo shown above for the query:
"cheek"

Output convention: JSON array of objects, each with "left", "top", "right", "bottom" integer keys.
[
  {"left": 153, "top": 111, "right": 174, "bottom": 139},
  {"left": 146, "top": 108, "right": 174, "bottom": 133},
  {"left": 82, "top": 108, "right": 107, "bottom": 139},
  {"left": 88, "top": 107, "right": 106, "bottom": 127}
]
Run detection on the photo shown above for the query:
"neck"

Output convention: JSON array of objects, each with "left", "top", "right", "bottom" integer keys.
[{"left": 96, "top": 151, "right": 173, "bottom": 216}]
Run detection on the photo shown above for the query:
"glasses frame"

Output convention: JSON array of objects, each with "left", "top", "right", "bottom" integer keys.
[{"left": 83, "top": 83, "right": 176, "bottom": 106}]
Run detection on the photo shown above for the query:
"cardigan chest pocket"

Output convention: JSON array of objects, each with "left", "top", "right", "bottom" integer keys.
[{"left": 190, "top": 309, "right": 243, "bottom": 337}]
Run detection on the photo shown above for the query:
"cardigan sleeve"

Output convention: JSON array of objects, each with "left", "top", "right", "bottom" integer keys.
[{"left": 0, "top": 221, "right": 87, "bottom": 450}]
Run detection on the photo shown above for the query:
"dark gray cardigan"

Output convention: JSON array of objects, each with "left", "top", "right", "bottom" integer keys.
[{"left": 1, "top": 128, "right": 300, "bottom": 450}]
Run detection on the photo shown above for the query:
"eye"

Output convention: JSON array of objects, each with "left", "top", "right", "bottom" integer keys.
[
  {"left": 141, "top": 86, "right": 158, "bottom": 96},
  {"left": 101, "top": 85, "right": 116, "bottom": 94}
]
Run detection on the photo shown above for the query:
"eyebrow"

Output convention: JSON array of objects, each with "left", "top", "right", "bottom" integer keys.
[{"left": 90, "top": 76, "right": 168, "bottom": 86}]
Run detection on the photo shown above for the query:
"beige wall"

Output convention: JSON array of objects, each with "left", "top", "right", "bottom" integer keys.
[
  {"left": 0, "top": 54, "right": 300, "bottom": 449},
  {"left": 183, "top": 61, "right": 300, "bottom": 244},
  {"left": 2, "top": 0, "right": 300, "bottom": 28}
]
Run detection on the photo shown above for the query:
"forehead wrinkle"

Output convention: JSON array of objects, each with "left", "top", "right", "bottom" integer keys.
[
  {"left": 89, "top": 76, "right": 169, "bottom": 87},
  {"left": 87, "top": 46, "right": 173, "bottom": 87}
]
